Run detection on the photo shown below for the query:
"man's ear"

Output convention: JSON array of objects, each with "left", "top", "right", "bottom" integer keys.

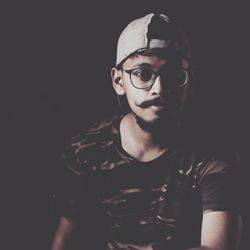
[{"left": 111, "top": 68, "right": 125, "bottom": 95}]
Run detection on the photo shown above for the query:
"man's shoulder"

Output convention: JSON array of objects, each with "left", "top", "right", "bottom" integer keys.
[
  {"left": 171, "top": 146, "right": 240, "bottom": 193},
  {"left": 71, "top": 115, "right": 117, "bottom": 145},
  {"left": 67, "top": 113, "right": 123, "bottom": 151},
  {"left": 173, "top": 144, "right": 240, "bottom": 177},
  {"left": 190, "top": 147, "right": 240, "bottom": 183},
  {"left": 60, "top": 114, "right": 122, "bottom": 174}
]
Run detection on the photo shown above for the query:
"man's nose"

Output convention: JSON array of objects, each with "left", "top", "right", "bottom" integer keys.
[{"left": 150, "top": 75, "right": 164, "bottom": 95}]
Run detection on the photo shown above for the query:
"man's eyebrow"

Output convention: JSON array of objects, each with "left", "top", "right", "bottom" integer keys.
[{"left": 133, "top": 63, "right": 153, "bottom": 68}]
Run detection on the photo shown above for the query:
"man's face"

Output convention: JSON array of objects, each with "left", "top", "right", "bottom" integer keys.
[
  {"left": 112, "top": 53, "right": 190, "bottom": 129},
  {"left": 120, "top": 54, "right": 189, "bottom": 123}
]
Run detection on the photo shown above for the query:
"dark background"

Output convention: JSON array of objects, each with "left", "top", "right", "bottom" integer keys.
[{"left": 3, "top": 1, "right": 249, "bottom": 249}]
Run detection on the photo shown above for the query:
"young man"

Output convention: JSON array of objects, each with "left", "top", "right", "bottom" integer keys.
[{"left": 51, "top": 13, "right": 242, "bottom": 250}]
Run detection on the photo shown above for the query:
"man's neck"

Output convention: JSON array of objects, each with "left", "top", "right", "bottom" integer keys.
[{"left": 120, "top": 113, "right": 169, "bottom": 162}]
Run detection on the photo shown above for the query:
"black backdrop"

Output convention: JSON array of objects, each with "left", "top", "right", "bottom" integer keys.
[{"left": 3, "top": 1, "right": 249, "bottom": 249}]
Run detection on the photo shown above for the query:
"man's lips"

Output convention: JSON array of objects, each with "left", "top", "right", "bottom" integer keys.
[{"left": 149, "top": 104, "right": 164, "bottom": 111}]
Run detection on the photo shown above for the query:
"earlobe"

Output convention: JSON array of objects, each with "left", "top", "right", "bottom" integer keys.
[{"left": 111, "top": 68, "right": 125, "bottom": 95}]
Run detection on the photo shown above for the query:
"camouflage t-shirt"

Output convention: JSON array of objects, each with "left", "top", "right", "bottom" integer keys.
[{"left": 56, "top": 113, "right": 240, "bottom": 250}]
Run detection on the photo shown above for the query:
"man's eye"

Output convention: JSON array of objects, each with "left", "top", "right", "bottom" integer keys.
[{"left": 132, "top": 69, "right": 153, "bottom": 81}]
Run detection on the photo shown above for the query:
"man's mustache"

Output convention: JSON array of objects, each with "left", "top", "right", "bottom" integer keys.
[{"left": 137, "top": 97, "right": 164, "bottom": 108}]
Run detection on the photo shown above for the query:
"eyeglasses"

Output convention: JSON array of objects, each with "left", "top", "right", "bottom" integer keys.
[{"left": 122, "top": 67, "right": 189, "bottom": 90}]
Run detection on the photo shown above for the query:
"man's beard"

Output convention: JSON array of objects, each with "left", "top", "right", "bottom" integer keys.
[
  {"left": 133, "top": 112, "right": 161, "bottom": 133},
  {"left": 132, "top": 110, "right": 183, "bottom": 147},
  {"left": 132, "top": 110, "right": 177, "bottom": 134}
]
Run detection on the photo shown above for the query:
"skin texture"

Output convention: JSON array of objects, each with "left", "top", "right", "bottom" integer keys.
[
  {"left": 111, "top": 54, "right": 190, "bottom": 162},
  {"left": 51, "top": 217, "right": 74, "bottom": 250},
  {"left": 111, "top": 54, "right": 190, "bottom": 126}
]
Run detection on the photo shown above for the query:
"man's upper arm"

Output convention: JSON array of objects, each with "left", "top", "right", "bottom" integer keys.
[
  {"left": 195, "top": 154, "right": 243, "bottom": 250},
  {"left": 51, "top": 217, "right": 75, "bottom": 250},
  {"left": 200, "top": 211, "right": 242, "bottom": 250}
]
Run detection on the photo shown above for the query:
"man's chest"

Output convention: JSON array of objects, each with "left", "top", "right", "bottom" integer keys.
[{"left": 83, "top": 159, "right": 202, "bottom": 246}]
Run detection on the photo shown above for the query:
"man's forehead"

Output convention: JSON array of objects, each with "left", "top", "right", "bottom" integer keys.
[{"left": 123, "top": 54, "right": 188, "bottom": 68}]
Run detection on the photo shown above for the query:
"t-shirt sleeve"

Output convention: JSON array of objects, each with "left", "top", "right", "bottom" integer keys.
[
  {"left": 54, "top": 143, "right": 93, "bottom": 221},
  {"left": 199, "top": 158, "right": 242, "bottom": 214},
  {"left": 53, "top": 118, "right": 111, "bottom": 221}
]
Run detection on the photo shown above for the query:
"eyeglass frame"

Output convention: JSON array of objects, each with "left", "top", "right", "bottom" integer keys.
[{"left": 121, "top": 67, "right": 189, "bottom": 90}]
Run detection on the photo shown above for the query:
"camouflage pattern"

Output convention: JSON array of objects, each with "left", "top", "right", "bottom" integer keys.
[{"left": 58, "top": 113, "right": 238, "bottom": 250}]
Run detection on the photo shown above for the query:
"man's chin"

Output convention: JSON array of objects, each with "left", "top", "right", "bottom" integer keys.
[
  {"left": 133, "top": 112, "right": 166, "bottom": 133},
  {"left": 142, "top": 115, "right": 162, "bottom": 125},
  {"left": 132, "top": 105, "right": 182, "bottom": 131}
]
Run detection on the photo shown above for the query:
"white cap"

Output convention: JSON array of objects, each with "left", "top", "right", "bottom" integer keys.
[{"left": 116, "top": 13, "right": 190, "bottom": 66}]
